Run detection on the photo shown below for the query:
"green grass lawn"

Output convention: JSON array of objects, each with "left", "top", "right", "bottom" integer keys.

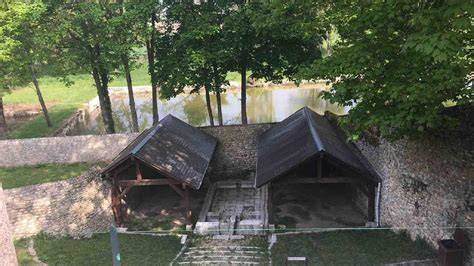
[
  {"left": 4, "top": 65, "right": 245, "bottom": 139},
  {"left": 4, "top": 65, "right": 151, "bottom": 139},
  {"left": 226, "top": 71, "right": 251, "bottom": 83},
  {"left": 14, "top": 239, "right": 36, "bottom": 266},
  {"left": 0, "top": 162, "right": 103, "bottom": 189},
  {"left": 271, "top": 230, "right": 436, "bottom": 265},
  {"left": 31, "top": 233, "right": 182, "bottom": 265}
]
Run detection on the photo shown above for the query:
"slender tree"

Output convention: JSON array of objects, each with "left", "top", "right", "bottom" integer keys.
[
  {"left": 223, "top": 1, "right": 322, "bottom": 124},
  {"left": 0, "top": 97, "right": 6, "bottom": 140},
  {"left": 53, "top": 2, "right": 118, "bottom": 133},
  {"left": 214, "top": 66, "right": 224, "bottom": 126},
  {"left": 121, "top": 55, "right": 139, "bottom": 132},
  {"left": 157, "top": 0, "right": 230, "bottom": 126},
  {"left": 222, "top": 2, "right": 254, "bottom": 124},
  {"left": 204, "top": 84, "right": 215, "bottom": 126},
  {"left": 111, "top": 3, "right": 140, "bottom": 132},
  {"left": 0, "top": 3, "right": 55, "bottom": 127},
  {"left": 130, "top": 0, "right": 163, "bottom": 125}
]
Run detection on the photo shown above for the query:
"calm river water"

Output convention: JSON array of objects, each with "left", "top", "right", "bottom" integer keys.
[{"left": 74, "top": 84, "right": 348, "bottom": 135}]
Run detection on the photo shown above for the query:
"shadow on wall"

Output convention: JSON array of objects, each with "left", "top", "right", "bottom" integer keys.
[
  {"left": 4, "top": 168, "right": 113, "bottom": 239},
  {"left": 355, "top": 110, "right": 474, "bottom": 264},
  {"left": 0, "top": 134, "right": 139, "bottom": 168}
]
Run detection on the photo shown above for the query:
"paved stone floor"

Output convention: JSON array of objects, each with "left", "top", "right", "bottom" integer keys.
[{"left": 195, "top": 180, "right": 268, "bottom": 235}]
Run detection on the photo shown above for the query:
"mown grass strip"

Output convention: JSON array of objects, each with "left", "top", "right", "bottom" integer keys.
[
  {"left": 0, "top": 162, "right": 104, "bottom": 189},
  {"left": 271, "top": 230, "right": 436, "bottom": 265},
  {"left": 34, "top": 233, "right": 182, "bottom": 265}
]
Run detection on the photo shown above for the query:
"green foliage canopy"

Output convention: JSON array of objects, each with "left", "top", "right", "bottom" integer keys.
[
  {"left": 156, "top": 0, "right": 231, "bottom": 100},
  {"left": 306, "top": 0, "right": 473, "bottom": 139},
  {"left": 233, "top": 0, "right": 323, "bottom": 82},
  {"left": 0, "top": 2, "right": 55, "bottom": 92}
]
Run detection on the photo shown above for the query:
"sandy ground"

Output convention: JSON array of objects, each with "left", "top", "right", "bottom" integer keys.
[
  {"left": 272, "top": 183, "right": 367, "bottom": 229},
  {"left": 126, "top": 186, "right": 207, "bottom": 230}
]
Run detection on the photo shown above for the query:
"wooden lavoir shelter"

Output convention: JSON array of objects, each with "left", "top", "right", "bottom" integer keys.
[
  {"left": 255, "top": 107, "right": 381, "bottom": 222},
  {"left": 101, "top": 115, "right": 217, "bottom": 225}
]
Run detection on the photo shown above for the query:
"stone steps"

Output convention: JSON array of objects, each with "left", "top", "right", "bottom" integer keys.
[
  {"left": 174, "top": 237, "right": 269, "bottom": 265},
  {"left": 178, "top": 261, "right": 262, "bottom": 265},
  {"left": 187, "top": 246, "right": 263, "bottom": 251},
  {"left": 184, "top": 250, "right": 266, "bottom": 255}
]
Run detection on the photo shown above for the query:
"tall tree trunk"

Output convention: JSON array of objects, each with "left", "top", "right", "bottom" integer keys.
[
  {"left": 213, "top": 65, "right": 223, "bottom": 126},
  {"left": 240, "top": 65, "right": 248, "bottom": 124},
  {"left": 91, "top": 65, "right": 115, "bottom": 134},
  {"left": 32, "top": 78, "right": 52, "bottom": 128},
  {"left": 326, "top": 30, "right": 332, "bottom": 56},
  {"left": 147, "top": 13, "right": 159, "bottom": 125},
  {"left": 0, "top": 97, "right": 7, "bottom": 140},
  {"left": 99, "top": 69, "right": 115, "bottom": 134},
  {"left": 122, "top": 56, "right": 139, "bottom": 132},
  {"left": 204, "top": 84, "right": 214, "bottom": 126},
  {"left": 88, "top": 44, "right": 115, "bottom": 134},
  {"left": 215, "top": 90, "right": 223, "bottom": 126}
]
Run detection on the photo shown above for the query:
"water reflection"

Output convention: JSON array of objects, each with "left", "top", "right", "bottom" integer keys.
[{"left": 75, "top": 85, "right": 348, "bottom": 135}]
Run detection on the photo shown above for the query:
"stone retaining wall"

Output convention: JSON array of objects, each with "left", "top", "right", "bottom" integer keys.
[
  {"left": 356, "top": 136, "right": 473, "bottom": 263},
  {"left": 53, "top": 109, "right": 86, "bottom": 137},
  {"left": 0, "top": 124, "right": 272, "bottom": 171},
  {"left": 0, "top": 185, "right": 17, "bottom": 265},
  {"left": 4, "top": 169, "right": 113, "bottom": 240},
  {"left": 0, "top": 133, "right": 139, "bottom": 167},
  {"left": 0, "top": 124, "right": 274, "bottom": 241},
  {"left": 2, "top": 119, "right": 472, "bottom": 263},
  {"left": 202, "top": 123, "right": 274, "bottom": 182}
]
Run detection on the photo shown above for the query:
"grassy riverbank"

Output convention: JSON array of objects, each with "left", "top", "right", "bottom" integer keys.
[
  {"left": 3, "top": 65, "right": 244, "bottom": 139},
  {"left": 4, "top": 65, "right": 151, "bottom": 139}
]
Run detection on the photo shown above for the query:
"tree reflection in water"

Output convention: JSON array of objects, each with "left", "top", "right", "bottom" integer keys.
[{"left": 76, "top": 85, "right": 348, "bottom": 135}]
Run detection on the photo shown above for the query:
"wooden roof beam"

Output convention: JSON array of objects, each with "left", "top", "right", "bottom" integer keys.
[
  {"left": 277, "top": 176, "right": 365, "bottom": 184},
  {"left": 118, "top": 179, "right": 181, "bottom": 186}
]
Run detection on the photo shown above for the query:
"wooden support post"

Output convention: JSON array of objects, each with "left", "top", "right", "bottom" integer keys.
[
  {"left": 317, "top": 155, "right": 323, "bottom": 178},
  {"left": 111, "top": 182, "right": 123, "bottom": 226},
  {"left": 183, "top": 184, "right": 192, "bottom": 224},
  {"left": 119, "top": 185, "right": 133, "bottom": 199},
  {"left": 367, "top": 183, "right": 376, "bottom": 221},
  {"left": 168, "top": 181, "right": 185, "bottom": 198},
  {"left": 268, "top": 183, "right": 274, "bottom": 224},
  {"left": 135, "top": 161, "right": 142, "bottom": 181}
]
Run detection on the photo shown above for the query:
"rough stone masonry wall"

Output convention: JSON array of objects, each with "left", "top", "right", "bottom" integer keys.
[
  {"left": 0, "top": 123, "right": 274, "bottom": 170},
  {"left": 0, "top": 185, "right": 18, "bottom": 265},
  {"left": 202, "top": 123, "right": 274, "bottom": 182},
  {"left": 0, "top": 133, "right": 139, "bottom": 167},
  {"left": 356, "top": 134, "right": 474, "bottom": 263},
  {"left": 4, "top": 168, "right": 113, "bottom": 240}
]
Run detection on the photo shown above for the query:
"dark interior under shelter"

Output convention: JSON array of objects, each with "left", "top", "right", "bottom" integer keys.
[
  {"left": 101, "top": 115, "right": 217, "bottom": 226},
  {"left": 255, "top": 107, "right": 381, "bottom": 229}
]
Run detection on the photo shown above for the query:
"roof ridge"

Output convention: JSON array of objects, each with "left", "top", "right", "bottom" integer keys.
[
  {"left": 131, "top": 119, "right": 165, "bottom": 154},
  {"left": 302, "top": 107, "right": 325, "bottom": 152}
]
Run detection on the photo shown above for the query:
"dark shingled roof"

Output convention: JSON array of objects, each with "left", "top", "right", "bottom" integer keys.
[
  {"left": 102, "top": 115, "right": 217, "bottom": 190},
  {"left": 255, "top": 107, "right": 374, "bottom": 188}
]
